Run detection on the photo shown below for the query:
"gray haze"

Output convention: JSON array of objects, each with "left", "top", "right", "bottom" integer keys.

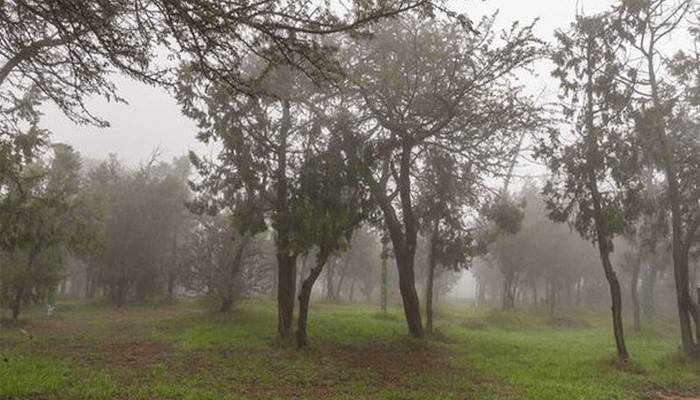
[{"left": 39, "top": 0, "right": 610, "bottom": 298}]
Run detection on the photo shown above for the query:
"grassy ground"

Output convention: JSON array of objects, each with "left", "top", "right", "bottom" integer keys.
[{"left": 1, "top": 298, "right": 699, "bottom": 400}]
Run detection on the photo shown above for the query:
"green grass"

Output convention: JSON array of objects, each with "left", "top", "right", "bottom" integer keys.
[{"left": 1, "top": 298, "right": 698, "bottom": 399}]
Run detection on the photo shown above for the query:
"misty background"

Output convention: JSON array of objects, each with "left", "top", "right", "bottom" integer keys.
[{"left": 42, "top": 0, "right": 613, "bottom": 299}]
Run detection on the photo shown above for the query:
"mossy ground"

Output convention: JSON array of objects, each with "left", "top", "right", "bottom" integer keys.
[{"left": 1, "top": 298, "right": 698, "bottom": 399}]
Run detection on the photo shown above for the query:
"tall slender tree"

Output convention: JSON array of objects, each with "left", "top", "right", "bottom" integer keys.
[
  {"left": 616, "top": 0, "right": 700, "bottom": 357},
  {"left": 542, "top": 12, "right": 643, "bottom": 361}
]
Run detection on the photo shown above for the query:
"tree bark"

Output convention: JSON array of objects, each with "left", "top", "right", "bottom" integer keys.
[
  {"left": 548, "top": 278, "right": 556, "bottom": 317},
  {"left": 274, "top": 97, "right": 297, "bottom": 338},
  {"left": 325, "top": 258, "right": 335, "bottom": 301},
  {"left": 296, "top": 249, "right": 330, "bottom": 348},
  {"left": 380, "top": 143, "right": 424, "bottom": 338},
  {"left": 277, "top": 254, "right": 297, "bottom": 338},
  {"left": 643, "top": 263, "right": 658, "bottom": 317},
  {"left": 349, "top": 278, "right": 356, "bottom": 302},
  {"left": 220, "top": 237, "right": 248, "bottom": 313},
  {"left": 297, "top": 255, "right": 309, "bottom": 297},
  {"left": 380, "top": 234, "right": 389, "bottom": 313},
  {"left": 395, "top": 251, "right": 424, "bottom": 337},
  {"left": 502, "top": 271, "right": 516, "bottom": 310},
  {"left": 335, "top": 259, "right": 348, "bottom": 300},
  {"left": 425, "top": 220, "right": 438, "bottom": 335},
  {"left": 342, "top": 132, "right": 423, "bottom": 337}
]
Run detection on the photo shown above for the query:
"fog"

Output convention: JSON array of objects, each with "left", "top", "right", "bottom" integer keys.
[
  {"left": 41, "top": 0, "right": 612, "bottom": 300},
  {"left": 3, "top": 0, "right": 700, "bottom": 398}
]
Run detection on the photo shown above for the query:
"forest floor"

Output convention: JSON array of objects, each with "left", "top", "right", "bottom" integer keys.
[{"left": 1, "top": 298, "right": 699, "bottom": 400}]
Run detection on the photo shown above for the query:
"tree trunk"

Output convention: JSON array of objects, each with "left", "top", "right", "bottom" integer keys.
[
  {"left": 548, "top": 278, "right": 556, "bottom": 317},
  {"left": 296, "top": 249, "right": 329, "bottom": 348},
  {"left": 477, "top": 280, "right": 486, "bottom": 306},
  {"left": 645, "top": 46, "right": 700, "bottom": 357},
  {"left": 11, "top": 285, "right": 24, "bottom": 320},
  {"left": 220, "top": 236, "right": 249, "bottom": 313},
  {"left": 502, "top": 271, "right": 516, "bottom": 310},
  {"left": 380, "top": 234, "right": 389, "bottom": 313},
  {"left": 425, "top": 220, "right": 438, "bottom": 335},
  {"left": 277, "top": 254, "right": 297, "bottom": 338},
  {"left": 584, "top": 43, "right": 629, "bottom": 361},
  {"left": 349, "top": 278, "right": 356, "bottom": 302},
  {"left": 325, "top": 258, "right": 335, "bottom": 301},
  {"left": 167, "top": 273, "right": 176, "bottom": 299},
  {"left": 385, "top": 142, "right": 425, "bottom": 338},
  {"left": 297, "top": 255, "right": 309, "bottom": 296},
  {"left": 219, "top": 296, "right": 234, "bottom": 313},
  {"left": 335, "top": 259, "right": 348, "bottom": 300},
  {"left": 395, "top": 251, "right": 424, "bottom": 337},
  {"left": 273, "top": 96, "right": 297, "bottom": 339},
  {"left": 343, "top": 131, "right": 423, "bottom": 337},
  {"left": 631, "top": 258, "right": 641, "bottom": 332},
  {"left": 643, "top": 263, "right": 658, "bottom": 317}
]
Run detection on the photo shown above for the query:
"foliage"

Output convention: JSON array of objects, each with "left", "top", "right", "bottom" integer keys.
[
  {"left": 0, "top": 144, "right": 101, "bottom": 317},
  {"left": 539, "top": 12, "right": 642, "bottom": 242},
  {"left": 84, "top": 155, "right": 192, "bottom": 305}
]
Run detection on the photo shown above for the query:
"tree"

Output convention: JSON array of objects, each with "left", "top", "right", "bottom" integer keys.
[
  {"left": 0, "top": 0, "right": 431, "bottom": 126},
  {"left": 343, "top": 226, "right": 382, "bottom": 303},
  {"left": 615, "top": 233, "right": 643, "bottom": 332},
  {"left": 179, "top": 62, "right": 326, "bottom": 338},
  {"left": 181, "top": 214, "right": 267, "bottom": 312},
  {"left": 416, "top": 149, "right": 476, "bottom": 334},
  {"left": 294, "top": 131, "right": 368, "bottom": 348},
  {"left": 339, "top": 14, "right": 543, "bottom": 337},
  {"left": 153, "top": 1, "right": 437, "bottom": 88},
  {"left": 155, "top": 156, "right": 192, "bottom": 298},
  {"left": 541, "top": 12, "right": 643, "bottom": 361},
  {"left": 0, "top": 144, "right": 99, "bottom": 319},
  {"left": 617, "top": 0, "right": 700, "bottom": 357},
  {"left": 85, "top": 155, "right": 192, "bottom": 306},
  {"left": 483, "top": 194, "right": 526, "bottom": 310},
  {"left": 0, "top": 1, "right": 157, "bottom": 123}
]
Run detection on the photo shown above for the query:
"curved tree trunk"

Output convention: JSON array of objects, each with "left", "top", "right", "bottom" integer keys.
[
  {"left": 297, "top": 249, "right": 329, "bottom": 348},
  {"left": 341, "top": 132, "right": 423, "bottom": 337},
  {"left": 583, "top": 43, "right": 629, "bottom": 361},
  {"left": 220, "top": 235, "right": 250, "bottom": 313},
  {"left": 396, "top": 252, "right": 424, "bottom": 337},
  {"left": 389, "top": 143, "right": 424, "bottom": 338}
]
